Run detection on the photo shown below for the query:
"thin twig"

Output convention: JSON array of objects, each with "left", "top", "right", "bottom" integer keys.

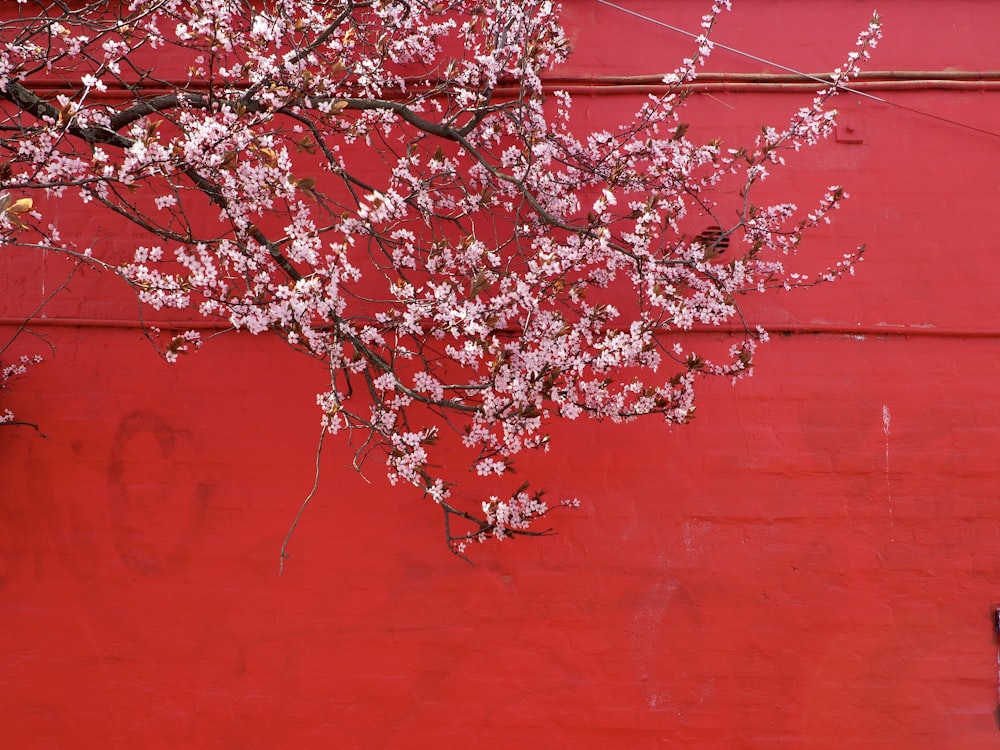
[
  {"left": 278, "top": 426, "right": 326, "bottom": 575},
  {"left": 0, "top": 419, "right": 47, "bottom": 437}
]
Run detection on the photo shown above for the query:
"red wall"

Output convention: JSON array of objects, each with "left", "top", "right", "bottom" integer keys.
[{"left": 4, "top": 2, "right": 1000, "bottom": 747}]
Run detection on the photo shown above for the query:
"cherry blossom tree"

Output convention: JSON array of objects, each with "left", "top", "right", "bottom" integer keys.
[{"left": 0, "top": 0, "right": 880, "bottom": 558}]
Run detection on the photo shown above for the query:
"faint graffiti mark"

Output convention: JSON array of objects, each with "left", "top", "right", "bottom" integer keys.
[
  {"left": 882, "top": 404, "right": 894, "bottom": 540},
  {"left": 107, "top": 411, "right": 206, "bottom": 575},
  {"left": 631, "top": 577, "right": 680, "bottom": 711},
  {"left": 0, "top": 497, "right": 28, "bottom": 590},
  {"left": 0, "top": 431, "right": 35, "bottom": 589}
]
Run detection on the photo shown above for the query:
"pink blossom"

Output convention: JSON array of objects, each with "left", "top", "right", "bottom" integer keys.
[{"left": 0, "top": 1, "right": 881, "bottom": 554}]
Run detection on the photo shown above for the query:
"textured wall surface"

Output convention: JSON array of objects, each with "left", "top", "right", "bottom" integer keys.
[{"left": 3, "top": 2, "right": 1000, "bottom": 747}]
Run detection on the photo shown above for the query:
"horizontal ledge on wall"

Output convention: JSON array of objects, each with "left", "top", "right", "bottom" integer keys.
[
  {"left": 22, "top": 70, "right": 1000, "bottom": 102},
  {"left": 739, "top": 323, "right": 1000, "bottom": 339},
  {"left": 585, "top": 71, "right": 1000, "bottom": 83},
  {"left": 534, "top": 70, "right": 1000, "bottom": 96},
  {"left": 0, "top": 317, "right": 230, "bottom": 330},
  {"left": 2, "top": 317, "right": 999, "bottom": 339},
  {"left": 543, "top": 80, "right": 1000, "bottom": 96}
]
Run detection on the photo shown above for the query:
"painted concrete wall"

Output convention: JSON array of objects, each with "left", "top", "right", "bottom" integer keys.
[{"left": 3, "top": 2, "right": 1000, "bottom": 747}]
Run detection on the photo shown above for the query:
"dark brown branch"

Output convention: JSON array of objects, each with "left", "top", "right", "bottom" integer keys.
[
  {"left": 108, "top": 92, "right": 208, "bottom": 132},
  {"left": 2, "top": 79, "right": 303, "bottom": 282},
  {"left": 2, "top": 81, "right": 131, "bottom": 147}
]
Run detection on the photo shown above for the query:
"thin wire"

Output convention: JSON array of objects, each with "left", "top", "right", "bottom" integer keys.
[{"left": 595, "top": 0, "right": 1000, "bottom": 141}]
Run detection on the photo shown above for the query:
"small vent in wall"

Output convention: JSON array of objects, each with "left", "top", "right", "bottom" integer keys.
[{"left": 693, "top": 225, "right": 730, "bottom": 257}]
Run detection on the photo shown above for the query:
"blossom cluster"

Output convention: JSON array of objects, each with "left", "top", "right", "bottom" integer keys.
[
  {"left": 0, "top": 354, "right": 43, "bottom": 425},
  {"left": 0, "top": 1, "right": 880, "bottom": 552}
]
